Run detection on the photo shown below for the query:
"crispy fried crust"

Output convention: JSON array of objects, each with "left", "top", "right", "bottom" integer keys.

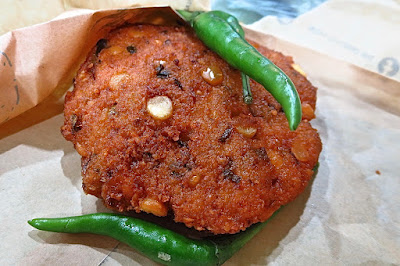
[{"left": 61, "top": 24, "right": 322, "bottom": 234}]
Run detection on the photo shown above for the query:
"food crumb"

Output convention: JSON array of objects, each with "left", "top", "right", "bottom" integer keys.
[{"left": 375, "top": 170, "right": 381, "bottom": 175}]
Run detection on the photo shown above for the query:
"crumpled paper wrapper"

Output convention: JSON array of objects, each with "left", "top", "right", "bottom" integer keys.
[
  {"left": 1, "top": 1, "right": 399, "bottom": 265},
  {"left": 0, "top": 1, "right": 208, "bottom": 124}
]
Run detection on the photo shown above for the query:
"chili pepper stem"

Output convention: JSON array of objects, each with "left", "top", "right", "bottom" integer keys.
[
  {"left": 241, "top": 73, "right": 253, "bottom": 104},
  {"left": 177, "top": 10, "right": 204, "bottom": 26}
]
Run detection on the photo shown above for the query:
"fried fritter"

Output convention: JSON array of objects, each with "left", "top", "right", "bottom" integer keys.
[{"left": 61, "top": 24, "right": 322, "bottom": 234}]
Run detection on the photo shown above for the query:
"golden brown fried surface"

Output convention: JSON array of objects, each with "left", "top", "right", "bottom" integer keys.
[{"left": 61, "top": 24, "right": 322, "bottom": 234}]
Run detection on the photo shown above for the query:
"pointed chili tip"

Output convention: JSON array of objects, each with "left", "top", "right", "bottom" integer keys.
[
  {"left": 288, "top": 114, "right": 301, "bottom": 131},
  {"left": 28, "top": 219, "right": 38, "bottom": 228},
  {"left": 28, "top": 218, "right": 48, "bottom": 230}
]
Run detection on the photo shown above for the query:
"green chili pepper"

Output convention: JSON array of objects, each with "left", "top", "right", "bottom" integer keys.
[
  {"left": 178, "top": 10, "right": 301, "bottom": 130},
  {"left": 179, "top": 10, "right": 253, "bottom": 105},
  {"left": 27, "top": 164, "right": 319, "bottom": 264},
  {"left": 197, "top": 11, "right": 253, "bottom": 105},
  {"left": 28, "top": 212, "right": 271, "bottom": 266}
]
